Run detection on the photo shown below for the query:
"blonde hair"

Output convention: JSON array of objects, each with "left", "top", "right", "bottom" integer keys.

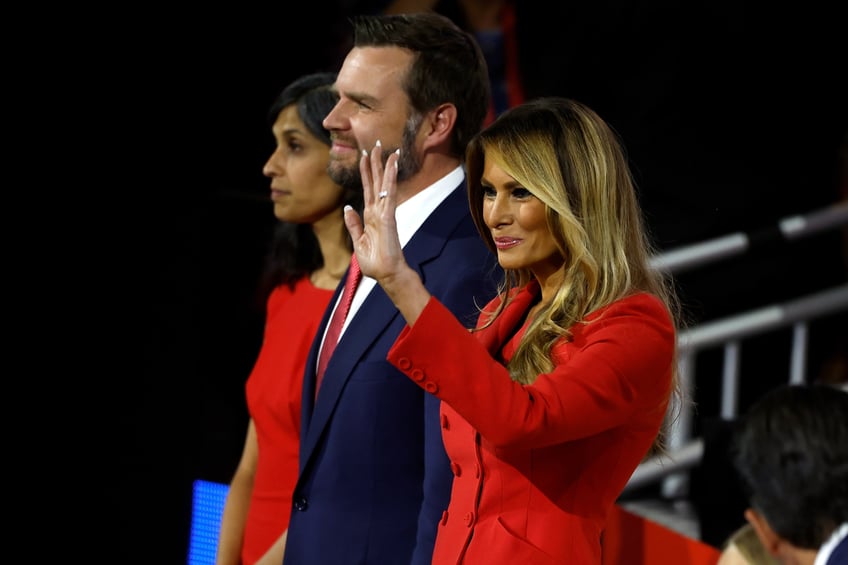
[{"left": 466, "top": 97, "right": 684, "bottom": 455}]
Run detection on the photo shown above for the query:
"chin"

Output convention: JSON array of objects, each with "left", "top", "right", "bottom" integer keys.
[{"left": 273, "top": 205, "right": 291, "bottom": 220}]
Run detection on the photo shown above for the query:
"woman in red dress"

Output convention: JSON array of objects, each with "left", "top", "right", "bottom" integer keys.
[{"left": 215, "top": 72, "right": 361, "bottom": 565}]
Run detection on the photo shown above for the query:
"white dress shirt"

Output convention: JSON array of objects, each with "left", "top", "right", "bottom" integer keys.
[
  {"left": 316, "top": 165, "right": 467, "bottom": 362},
  {"left": 815, "top": 522, "right": 848, "bottom": 565}
]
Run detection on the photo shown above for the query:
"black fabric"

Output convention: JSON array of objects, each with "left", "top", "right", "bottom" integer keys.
[{"left": 689, "top": 416, "right": 749, "bottom": 548}]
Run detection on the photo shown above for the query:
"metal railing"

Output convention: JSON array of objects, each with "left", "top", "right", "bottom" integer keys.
[
  {"left": 624, "top": 200, "right": 848, "bottom": 495},
  {"left": 649, "top": 201, "right": 848, "bottom": 274}
]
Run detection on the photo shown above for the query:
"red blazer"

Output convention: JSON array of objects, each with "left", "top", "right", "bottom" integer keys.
[{"left": 388, "top": 281, "right": 675, "bottom": 564}]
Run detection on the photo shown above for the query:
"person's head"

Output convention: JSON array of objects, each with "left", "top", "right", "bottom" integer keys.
[
  {"left": 264, "top": 72, "right": 358, "bottom": 225},
  {"left": 465, "top": 97, "right": 681, "bottom": 452},
  {"left": 467, "top": 97, "right": 673, "bottom": 318},
  {"left": 730, "top": 383, "right": 848, "bottom": 560},
  {"left": 259, "top": 72, "right": 361, "bottom": 295},
  {"left": 322, "top": 12, "right": 491, "bottom": 199},
  {"left": 717, "top": 524, "right": 780, "bottom": 565}
]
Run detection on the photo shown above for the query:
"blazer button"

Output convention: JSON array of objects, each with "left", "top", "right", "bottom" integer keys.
[
  {"left": 441, "top": 510, "right": 449, "bottom": 526},
  {"left": 397, "top": 357, "right": 412, "bottom": 370},
  {"left": 425, "top": 382, "right": 439, "bottom": 393},
  {"left": 293, "top": 497, "right": 308, "bottom": 511},
  {"left": 464, "top": 511, "right": 475, "bottom": 526},
  {"left": 450, "top": 461, "right": 462, "bottom": 477},
  {"left": 441, "top": 414, "right": 450, "bottom": 430},
  {"left": 411, "top": 369, "right": 425, "bottom": 382}
]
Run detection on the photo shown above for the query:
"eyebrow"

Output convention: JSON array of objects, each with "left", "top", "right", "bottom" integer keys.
[
  {"left": 480, "top": 177, "right": 522, "bottom": 189},
  {"left": 344, "top": 89, "right": 380, "bottom": 107}
]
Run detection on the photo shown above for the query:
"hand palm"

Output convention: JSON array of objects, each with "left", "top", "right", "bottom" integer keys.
[{"left": 344, "top": 142, "right": 406, "bottom": 281}]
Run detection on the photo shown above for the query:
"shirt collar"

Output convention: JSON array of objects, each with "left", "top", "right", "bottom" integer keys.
[
  {"left": 395, "top": 165, "right": 465, "bottom": 247},
  {"left": 814, "top": 522, "right": 848, "bottom": 565}
]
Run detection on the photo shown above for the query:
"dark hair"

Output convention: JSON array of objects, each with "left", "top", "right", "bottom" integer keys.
[
  {"left": 267, "top": 72, "right": 337, "bottom": 145},
  {"left": 350, "top": 12, "right": 491, "bottom": 157},
  {"left": 730, "top": 383, "right": 848, "bottom": 549},
  {"left": 258, "top": 72, "right": 362, "bottom": 299}
]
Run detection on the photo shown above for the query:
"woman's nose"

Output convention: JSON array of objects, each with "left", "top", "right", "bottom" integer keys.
[
  {"left": 485, "top": 194, "right": 512, "bottom": 227},
  {"left": 262, "top": 148, "right": 284, "bottom": 178}
]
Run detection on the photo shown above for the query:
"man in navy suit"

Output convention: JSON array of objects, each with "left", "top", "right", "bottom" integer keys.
[
  {"left": 282, "top": 13, "right": 501, "bottom": 565},
  {"left": 728, "top": 382, "right": 848, "bottom": 565}
]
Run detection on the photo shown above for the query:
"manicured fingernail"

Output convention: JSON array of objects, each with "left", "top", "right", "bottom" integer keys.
[
  {"left": 375, "top": 139, "right": 381, "bottom": 147},
  {"left": 395, "top": 148, "right": 400, "bottom": 155},
  {"left": 361, "top": 149, "right": 368, "bottom": 157}
]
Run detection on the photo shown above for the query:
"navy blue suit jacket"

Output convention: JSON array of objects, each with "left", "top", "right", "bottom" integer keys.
[
  {"left": 827, "top": 533, "right": 847, "bottom": 565},
  {"left": 283, "top": 180, "right": 501, "bottom": 565}
]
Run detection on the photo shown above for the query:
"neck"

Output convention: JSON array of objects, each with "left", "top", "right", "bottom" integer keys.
[
  {"left": 533, "top": 267, "right": 565, "bottom": 305},
  {"left": 396, "top": 154, "right": 460, "bottom": 205},
  {"left": 311, "top": 210, "right": 353, "bottom": 290},
  {"left": 784, "top": 548, "right": 818, "bottom": 565}
]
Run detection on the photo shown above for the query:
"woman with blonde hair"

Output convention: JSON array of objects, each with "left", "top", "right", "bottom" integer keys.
[{"left": 344, "top": 96, "right": 683, "bottom": 563}]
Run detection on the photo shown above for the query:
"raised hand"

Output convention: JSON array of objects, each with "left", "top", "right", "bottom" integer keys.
[
  {"left": 343, "top": 140, "right": 406, "bottom": 284},
  {"left": 342, "top": 140, "right": 431, "bottom": 326}
]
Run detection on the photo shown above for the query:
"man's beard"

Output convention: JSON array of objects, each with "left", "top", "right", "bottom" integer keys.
[
  {"left": 327, "top": 158, "right": 362, "bottom": 191},
  {"left": 328, "top": 115, "right": 423, "bottom": 191}
]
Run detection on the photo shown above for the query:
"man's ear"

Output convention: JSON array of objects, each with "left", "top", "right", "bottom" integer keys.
[
  {"left": 422, "top": 103, "right": 457, "bottom": 149},
  {"left": 744, "top": 508, "right": 782, "bottom": 557}
]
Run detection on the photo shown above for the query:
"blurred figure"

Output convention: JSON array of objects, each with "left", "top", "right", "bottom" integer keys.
[
  {"left": 346, "top": 96, "right": 683, "bottom": 564},
  {"left": 381, "top": 0, "right": 525, "bottom": 121},
  {"left": 718, "top": 523, "right": 780, "bottom": 565},
  {"left": 215, "top": 72, "right": 360, "bottom": 565},
  {"left": 725, "top": 383, "right": 848, "bottom": 565}
]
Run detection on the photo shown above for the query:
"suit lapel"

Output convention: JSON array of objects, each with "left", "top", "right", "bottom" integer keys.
[
  {"left": 301, "top": 287, "right": 400, "bottom": 456},
  {"left": 300, "top": 280, "right": 343, "bottom": 427},
  {"left": 475, "top": 280, "right": 540, "bottom": 356},
  {"left": 300, "top": 181, "right": 470, "bottom": 464}
]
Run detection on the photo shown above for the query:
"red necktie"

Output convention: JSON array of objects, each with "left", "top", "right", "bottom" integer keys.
[{"left": 315, "top": 255, "right": 362, "bottom": 398}]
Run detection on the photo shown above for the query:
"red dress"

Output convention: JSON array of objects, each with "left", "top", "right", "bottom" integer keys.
[
  {"left": 242, "top": 277, "right": 333, "bottom": 564},
  {"left": 387, "top": 281, "right": 675, "bottom": 564}
]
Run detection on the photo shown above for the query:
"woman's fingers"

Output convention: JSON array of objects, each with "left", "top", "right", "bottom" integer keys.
[
  {"left": 370, "top": 140, "right": 384, "bottom": 201},
  {"left": 359, "top": 149, "right": 373, "bottom": 206},
  {"left": 353, "top": 142, "right": 405, "bottom": 280},
  {"left": 343, "top": 205, "right": 362, "bottom": 241},
  {"left": 382, "top": 149, "right": 398, "bottom": 205},
  {"left": 361, "top": 140, "right": 401, "bottom": 207}
]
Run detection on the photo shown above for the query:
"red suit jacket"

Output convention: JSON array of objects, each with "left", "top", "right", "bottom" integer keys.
[{"left": 388, "top": 280, "right": 675, "bottom": 564}]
